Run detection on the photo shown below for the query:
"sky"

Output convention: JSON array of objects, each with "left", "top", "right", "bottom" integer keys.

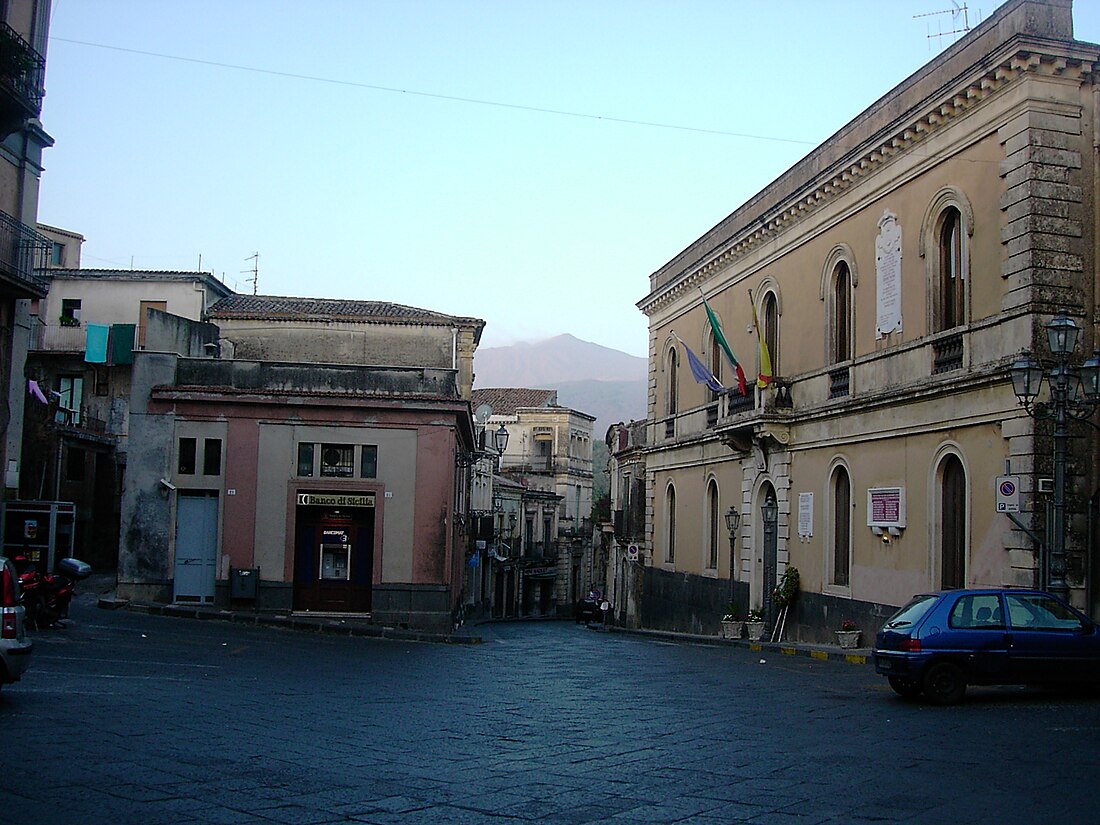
[{"left": 36, "top": 1, "right": 1100, "bottom": 358}]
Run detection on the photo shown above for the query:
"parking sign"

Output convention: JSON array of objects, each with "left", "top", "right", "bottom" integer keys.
[{"left": 996, "top": 475, "right": 1020, "bottom": 512}]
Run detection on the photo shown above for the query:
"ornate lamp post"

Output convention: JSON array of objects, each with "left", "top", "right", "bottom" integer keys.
[
  {"left": 1010, "top": 313, "right": 1100, "bottom": 600},
  {"left": 724, "top": 506, "right": 741, "bottom": 609}
]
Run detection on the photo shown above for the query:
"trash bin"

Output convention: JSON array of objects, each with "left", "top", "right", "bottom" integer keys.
[{"left": 230, "top": 567, "right": 259, "bottom": 600}]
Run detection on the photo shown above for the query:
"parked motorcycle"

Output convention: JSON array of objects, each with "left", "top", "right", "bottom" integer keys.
[{"left": 12, "top": 555, "right": 91, "bottom": 629}]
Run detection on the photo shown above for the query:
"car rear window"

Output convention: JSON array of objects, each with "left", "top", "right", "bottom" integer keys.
[
  {"left": 949, "top": 593, "right": 1004, "bottom": 629},
  {"left": 883, "top": 595, "right": 938, "bottom": 630}
]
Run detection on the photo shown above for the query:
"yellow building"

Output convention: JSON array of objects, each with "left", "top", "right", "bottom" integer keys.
[{"left": 636, "top": 0, "right": 1100, "bottom": 641}]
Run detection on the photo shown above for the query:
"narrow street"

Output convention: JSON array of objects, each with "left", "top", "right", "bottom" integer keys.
[{"left": 2, "top": 596, "right": 1099, "bottom": 824}]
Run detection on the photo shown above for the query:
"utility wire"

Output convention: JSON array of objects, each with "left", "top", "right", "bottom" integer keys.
[{"left": 51, "top": 37, "right": 819, "bottom": 147}]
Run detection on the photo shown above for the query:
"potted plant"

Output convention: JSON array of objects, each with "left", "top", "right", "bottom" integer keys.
[
  {"left": 836, "top": 619, "right": 862, "bottom": 649},
  {"left": 720, "top": 603, "right": 744, "bottom": 639},
  {"left": 745, "top": 608, "right": 766, "bottom": 641}
]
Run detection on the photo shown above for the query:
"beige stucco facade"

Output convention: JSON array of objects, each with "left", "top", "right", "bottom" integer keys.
[{"left": 636, "top": 0, "right": 1100, "bottom": 640}]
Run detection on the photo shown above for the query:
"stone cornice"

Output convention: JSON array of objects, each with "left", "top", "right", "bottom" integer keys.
[{"left": 638, "top": 44, "right": 1097, "bottom": 318}]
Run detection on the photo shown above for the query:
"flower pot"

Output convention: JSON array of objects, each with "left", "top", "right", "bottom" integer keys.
[
  {"left": 835, "top": 629, "right": 862, "bottom": 649},
  {"left": 720, "top": 620, "right": 743, "bottom": 640},
  {"left": 746, "top": 621, "right": 766, "bottom": 641}
]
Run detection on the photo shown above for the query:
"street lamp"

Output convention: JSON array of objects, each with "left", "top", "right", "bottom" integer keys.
[
  {"left": 493, "top": 424, "right": 509, "bottom": 472},
  {"left": 724, "top": 506, "right": 741, "bottom": 610},
  {"left": 1010, "top": 313, "right": 1100, "bottom": 600}
]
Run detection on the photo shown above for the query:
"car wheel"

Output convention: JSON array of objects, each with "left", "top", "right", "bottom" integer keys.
[
  {"left": 887, "top": 676, "right": 922, "bottom": 699},
  {"left": 922, "top": 661, "right": 967, "bottom": 705}
]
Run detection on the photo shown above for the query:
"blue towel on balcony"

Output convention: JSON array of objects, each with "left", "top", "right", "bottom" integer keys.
[{"left": 84, "top": 323, "right": 109, "bottom": 363}]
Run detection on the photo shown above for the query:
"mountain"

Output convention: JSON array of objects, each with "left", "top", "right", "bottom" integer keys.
[
  {"left": 473, "top": 334, "right": 647, "bottom": 438},
  {"left": 473, "top": 334, "right": 647, "bottom": 387}
]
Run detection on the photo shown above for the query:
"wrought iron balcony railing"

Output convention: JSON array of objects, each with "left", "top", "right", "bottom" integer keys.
[
  {"left": 0, "top": 22, "right": 45, "bottom": 123},
  {"left": 0, "top": 210, "right": 47, "bottom": 297}
]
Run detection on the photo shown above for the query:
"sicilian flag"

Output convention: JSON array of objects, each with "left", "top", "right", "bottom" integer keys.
[
  {"left": 700, "top": 291, "right": 748, "bottom": 395},
  {"left": 749, "top": 290, "right": 774, "bottom": 388},
  {"left": 674, "top": 333, "right": 724, "bottom": 394}
]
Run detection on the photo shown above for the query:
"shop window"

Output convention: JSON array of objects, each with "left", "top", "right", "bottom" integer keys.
[
  {"left": 203, "top": 439, "right": 222, "bottom": 476},
  {"left": 320, "top": 444, "right": 354, "bottom": 478},
  {"left": 360, "top": 445, "right": 378, "bottom": 478},
  {"left": 178, "top": 437, "right": 196, "bottom": 475},
  {"left": 297, "top": 443, "right": 314, "bottom": 477}
]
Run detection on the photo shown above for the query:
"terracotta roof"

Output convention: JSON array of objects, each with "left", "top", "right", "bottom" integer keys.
[
  {"left": 45, "top": 268, "right": 234, "bottom": 295},
  {"left": 471, "top": 387, "right": 558, "bottom": 415},
  {"left": 209, "top": 294, "right": 481, "bottom": 326}
]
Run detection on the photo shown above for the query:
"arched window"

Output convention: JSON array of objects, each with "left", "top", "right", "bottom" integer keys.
[
  {"left": 833, "top": 262, "right": 852, "bottom": 364},
  {"left": 709, "top": 331, "right": 723, "bottom": 400},
  {"left": 665, "top": 484, "right": 677, "bottom": 564},
  {"left": 941, "top": 455, "right": 966, "bottom": 589},
  {"left": 763, "top": 291, "right": 779, "bottom": 377},
  {"left": 707, "top": 480, "right": 720, "bottom": 569},
  {"left": 938, "top": 207, "right": 965, "bottom": 331},
  {"left": 831, "top": 466, "right": 851, "bottom": 587},
  {"left": 666, "top": 346, "right": 679, "bottom": 417}
]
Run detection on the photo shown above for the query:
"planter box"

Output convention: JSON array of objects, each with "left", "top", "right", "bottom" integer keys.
[
  {"left": 746, "top": 621, "right": 766, "bottom": 641},
  {"left": 835, "top": 630, "right": 862, "bottom": 649},
  {"left": 720, "top": 620, "right": 743, "bottom": 640}
]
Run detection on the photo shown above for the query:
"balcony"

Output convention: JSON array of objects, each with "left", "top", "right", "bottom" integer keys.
[
  {"left": 0, "top": 22, "right": 45, "bottom": 135},
  {"left": 932, "top": 332, "right": 964, "bottom": 374},
  {"left": 0, "top": 210, "right": 47, "bottom": 298}
]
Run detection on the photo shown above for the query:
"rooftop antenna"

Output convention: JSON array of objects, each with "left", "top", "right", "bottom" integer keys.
[
  {"left": 914, "top": 2, "right": 971, "bottom": 47},
  {"left": 242, "top": 252, "right": 259, "bottom": 295}
]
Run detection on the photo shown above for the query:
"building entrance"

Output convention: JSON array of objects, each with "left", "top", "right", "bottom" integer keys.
[{"left": 293, "top": 492, "right": 375, "bottom": 613}]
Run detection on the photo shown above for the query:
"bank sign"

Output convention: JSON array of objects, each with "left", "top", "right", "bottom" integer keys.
[{"left": 296, "top": 492, "right": 375, "bottom": 508}]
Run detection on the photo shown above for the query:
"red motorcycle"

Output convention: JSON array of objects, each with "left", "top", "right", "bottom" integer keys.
[{"left": 11, "top": 555, "right": 91, "bottom": 629}]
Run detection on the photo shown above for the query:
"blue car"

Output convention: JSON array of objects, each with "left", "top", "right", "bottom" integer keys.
[{"left": 873, "top": 588, "right": 1100, "bottom": 704}]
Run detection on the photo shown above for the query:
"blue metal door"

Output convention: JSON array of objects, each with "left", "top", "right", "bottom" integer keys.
[{"left": 173, "top": 492, "right": 219, "bottom": 604}]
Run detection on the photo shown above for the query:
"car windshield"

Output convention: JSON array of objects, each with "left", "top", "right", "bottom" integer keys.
[{"left": 884, "top": 595, "right": 938, "bottom": 629}]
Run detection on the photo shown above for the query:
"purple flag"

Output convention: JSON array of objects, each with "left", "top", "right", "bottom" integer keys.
[
  {"left": 679, "top": 338, "right": 724, "bottom": 394},
  {"left": 27, "top": 379, "right": 47, "bottom": 405}
]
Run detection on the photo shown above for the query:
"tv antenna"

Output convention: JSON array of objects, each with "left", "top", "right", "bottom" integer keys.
[
  {"left": 915, "top": 2, "right": 971, "bottom": 46},
  {"left": 242, "top": 252, "right": 259, "bottom": 295}
]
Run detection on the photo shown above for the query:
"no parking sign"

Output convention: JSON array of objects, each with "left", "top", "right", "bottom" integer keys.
[{"left": 996, "top": 475, "right": 1020, "bottom": 512}]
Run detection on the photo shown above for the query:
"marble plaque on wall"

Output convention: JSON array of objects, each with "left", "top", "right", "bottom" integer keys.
[{"left": 875, "top": 210, "right": 902, "bottom": 338}]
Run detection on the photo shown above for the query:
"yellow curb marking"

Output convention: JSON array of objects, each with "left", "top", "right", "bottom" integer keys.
[
  {"left": 749, "top": 643, "right": 762, "bottom": 651},
  {"left": 810, "top": 650, "right": 829, "bottom": 661},
  {"left": 781, "top": 647, "right": 796, "bottom": 656},
  {"left": 845, "top": 654, "right": 867, "bottom": 664}
]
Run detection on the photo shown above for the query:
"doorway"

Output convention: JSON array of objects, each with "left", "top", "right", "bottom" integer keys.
[
  {"left": 293, "top": 502, "right": 375, "bottom": 613},
  {"left": 173, "top": 491, "right": 219, "bottom": 603}
]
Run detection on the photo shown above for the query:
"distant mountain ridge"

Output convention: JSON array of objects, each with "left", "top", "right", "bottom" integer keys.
[
  {"left": 473, "top": 334, "right": 647, "bottom": 437},
  {"left": 474, "top": 334, "right": 647, "bottom": 387}
]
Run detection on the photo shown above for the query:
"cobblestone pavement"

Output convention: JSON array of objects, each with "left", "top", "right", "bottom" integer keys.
[{"left": 3, "top": 595, "right": 1100, "bottom": 824}]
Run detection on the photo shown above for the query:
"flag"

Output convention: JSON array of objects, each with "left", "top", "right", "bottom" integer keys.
[
  {"left": 750, "top": 290, "right": 774, "bottom": 388},
  {"left": 27, "top": 379, "right": 47, "bottom": 405},
  {"left": 675, "top": 334, "right": 724, "bottom": 394},
  {"left": 700, "top": 292, "right": 748, "bottom": 395}
]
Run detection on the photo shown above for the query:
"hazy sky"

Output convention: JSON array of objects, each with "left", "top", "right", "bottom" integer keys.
[{"left": 37, "top": 1, "right": 1100, "bottom": 358}]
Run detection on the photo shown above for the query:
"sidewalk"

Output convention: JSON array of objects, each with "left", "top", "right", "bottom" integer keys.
[
  {"left": 599, "top": 623, "right": 872, "bottom": 664},
  {"left": 84, "top": 574, "right": 871, "bottom": 660}
]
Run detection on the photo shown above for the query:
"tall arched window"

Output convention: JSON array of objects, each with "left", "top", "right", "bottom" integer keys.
[
  {"left": 941, "top": 455, "right": 966, "bottom": 589},
  {"left": 937, "top": 207, "right": 965, "bottom": 331},
  {"left": 833, "top": 262, "right": 852, "bottom": 364},
  {"left": 831, "top": 466, "right": 851, "bottom": 587},
  {"left": 709, "top": 331, "right": 723, "bottom": 400},
  {"left": 666, "top": 346, "right": 679, "bottom": 417},
  {"left": 665, "top": 484, "right": 677, "bottom": 563},
  {"left": 707, "top": 480, "right": 720, "bottom": 569},
  {"left": 763, "top": 291, "right": 779, "bottom": 377}
]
